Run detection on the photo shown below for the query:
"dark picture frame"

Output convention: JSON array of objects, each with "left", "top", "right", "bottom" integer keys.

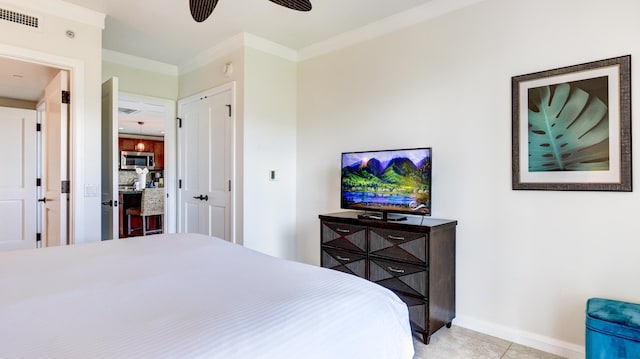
[{"left": 512, "top": 55, "right": 631, "bottom": 191}]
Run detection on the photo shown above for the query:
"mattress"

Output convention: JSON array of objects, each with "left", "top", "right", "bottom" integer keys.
[{"left": 0, "top": 233, "right": 414, "bottom": 358}]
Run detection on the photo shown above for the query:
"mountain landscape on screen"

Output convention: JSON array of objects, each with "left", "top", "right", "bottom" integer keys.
[{"left": 341, "top": 149, "right": 431, "bottom": 215}]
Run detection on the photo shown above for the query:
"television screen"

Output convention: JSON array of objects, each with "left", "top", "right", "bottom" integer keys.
[{"left": 341, "top": 147, "right": 431, "bottom": 217}]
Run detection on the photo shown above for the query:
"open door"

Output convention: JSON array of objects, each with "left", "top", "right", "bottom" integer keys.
[
  {"left": 101, "top": 77, "right": 119, "bottom": 240},
  {"left": 42, "top": 70, "right": 69, "bottom": 247}
]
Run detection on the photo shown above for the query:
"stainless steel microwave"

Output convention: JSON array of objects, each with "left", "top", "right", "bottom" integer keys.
[{"left": 120, "top": 151, "right": 155, "bottom": 170}]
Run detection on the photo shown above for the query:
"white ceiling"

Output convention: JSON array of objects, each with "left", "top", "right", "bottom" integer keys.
[
  {"left": 61, "top": 0, "right": 437, "bottom": 66},
  {"left": 0, "top": 57, "right": 59, "bottom": 102},
  {"left": 0, "top": 0, "right": 467, "bottom": 135},
  {"left": 117, "top": 99, "right": 166, "bottom": 136}
]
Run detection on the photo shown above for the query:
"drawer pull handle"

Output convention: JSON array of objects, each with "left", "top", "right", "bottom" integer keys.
[
  {"left": 336, "top": 228, "right": 350, "bottom": 234},
  {"left": 336, "top": 255, "right": 351, "bottom": 262},
  {"left": 388, "top": 235, "right": 405, "bottom": 241},
  {"left": 388, "top": 267, "right": 405, "bottom": 274}
]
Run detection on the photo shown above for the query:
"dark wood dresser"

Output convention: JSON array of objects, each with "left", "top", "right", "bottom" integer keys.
[{"left": 319, "top": 211, "right": 457, "bottom": 344}]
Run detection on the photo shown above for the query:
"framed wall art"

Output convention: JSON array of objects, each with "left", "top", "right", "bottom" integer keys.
[{"left": 512, "top": 55, "right": 631, "bottom": 191}]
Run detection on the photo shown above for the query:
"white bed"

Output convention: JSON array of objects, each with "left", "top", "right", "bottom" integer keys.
[{"left": 0, "top": 233, "right": 414, "bottom": 358}]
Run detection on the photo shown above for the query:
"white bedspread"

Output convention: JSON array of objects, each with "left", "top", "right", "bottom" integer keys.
[{"left": 0, "top": 233, "right": 414, "bottom": 358}]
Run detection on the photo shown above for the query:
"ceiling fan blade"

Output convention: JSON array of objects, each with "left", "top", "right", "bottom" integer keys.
[
  {"left": 190, "top": 0, "right": 219, "bottom": 22},
  {"left": 268, "top": 0, "right": 312, "bottom": 12}
]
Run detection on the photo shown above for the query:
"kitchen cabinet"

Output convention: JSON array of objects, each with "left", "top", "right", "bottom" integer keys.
[{"left": 118, "top": 137, "right": 164, "bottom": 169}]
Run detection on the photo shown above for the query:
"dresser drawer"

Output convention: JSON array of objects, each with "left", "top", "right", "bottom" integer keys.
[
  {"left": 396, "top": 293, "right": 428, "bottom": 334},
  {"left": 369, "top": 257, "right": 427, "bottom": 297},
  {"left": 321, "top": 246, "right": 366, "bottom": 278},
  {"left": 369, "top": 228, "right": 427, "bottom": 264},
  {"left": 321, "top": 221, "right": 367, "bottom": 252}
]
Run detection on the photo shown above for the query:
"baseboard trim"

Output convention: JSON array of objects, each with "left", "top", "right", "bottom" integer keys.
[{"left": 453, "top": 315, "right": 584, "bottom": 359}]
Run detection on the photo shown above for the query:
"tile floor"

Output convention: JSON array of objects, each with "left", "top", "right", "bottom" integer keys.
[{"left": 412, "top": 326, "right": 566, "bottom": 359}]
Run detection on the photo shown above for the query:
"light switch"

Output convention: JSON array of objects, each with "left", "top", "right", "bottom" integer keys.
[
  {"left": 84, "top": 184, "right": 98, "bottom": 197},
  {"left": 269, "top": 170, "right": 277, "bottom": 181}
]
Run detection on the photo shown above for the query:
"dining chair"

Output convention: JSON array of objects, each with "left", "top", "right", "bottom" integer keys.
[{"left": 126, "top": 188, "right": 164, "bottom": 236}]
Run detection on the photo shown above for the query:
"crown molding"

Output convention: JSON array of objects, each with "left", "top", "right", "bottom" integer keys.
[
  {"left": 178, "top": 32, "right": 298, "bottom": 75},
  {"left": 103, "top": 49, "right": 178, "bottom": 76},
  {"left": 243, "top": 33, "right": 298, "bottom": 62},
  {"left": 178, "top": 33, "right": 245, "bottom": 75},
  {"left": 298, "top": 0, "right": 485, "bottom": 61},
  {"left": 0, "top": 0, "right": 105, "bottom": 29}
]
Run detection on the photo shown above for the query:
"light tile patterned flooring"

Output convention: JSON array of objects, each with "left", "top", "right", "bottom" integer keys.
[{"left": 412, "top": 326, "right": 566, "bottom": 359}]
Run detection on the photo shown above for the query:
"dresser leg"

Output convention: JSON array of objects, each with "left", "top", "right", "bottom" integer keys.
[
  {"left": 422, "top": 333, "right": 430, "bottom": 345},
  {"left": 446, "top": 322, "right": 452, "bottom": 328}
]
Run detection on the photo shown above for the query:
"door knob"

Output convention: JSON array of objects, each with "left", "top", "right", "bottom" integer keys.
[
  {"left": 38, "top": 198, "right": 47, "bottom": 203},
  {"left": 193, "top": 195, "right": 209, "bottom": 201},
  {"left": 101, "top": 200, "right": 118, "bottom": 207}
]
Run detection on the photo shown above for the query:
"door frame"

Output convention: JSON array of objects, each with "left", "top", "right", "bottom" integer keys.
[
  {"left": 119, "top": 92, "right": 177, "bottom": 233},
  {"left": 0, "top": 44, "right": 85, "bottom": 244},
  {"left": 177, "top": 81, "right": 237, "bottom": 244}
]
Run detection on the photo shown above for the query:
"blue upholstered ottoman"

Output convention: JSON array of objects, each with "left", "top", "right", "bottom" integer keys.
[{"left": 586, "top": 298, "right": 640, "bottom": 359}]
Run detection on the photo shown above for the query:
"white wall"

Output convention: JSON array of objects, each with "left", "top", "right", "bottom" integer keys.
[
  {"left": 102, "top": 61, "right": 178, "bottom": 100},
  {"left": 296, "top": 0, "right": 640, "bottom": 356},
  {"left": 0, "top": 98, "right": 36, "bottom": 110},
  {"left": 0, "top": 1, "right": 104, "bottom": 244},
  {"left": 243, "top": 48, "right": 297, "bottom": 259}
]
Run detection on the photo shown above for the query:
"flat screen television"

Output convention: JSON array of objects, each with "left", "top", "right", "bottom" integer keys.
[{"left": 341, "top": 147, "right": 431, "bottom": 221}]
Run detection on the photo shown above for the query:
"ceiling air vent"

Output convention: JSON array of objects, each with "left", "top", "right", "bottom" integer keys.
[{"left": 0, "top": 7, "right": 39, "bottom": 28}]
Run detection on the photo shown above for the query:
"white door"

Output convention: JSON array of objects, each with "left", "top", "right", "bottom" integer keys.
[
  {"left": 178, "top": 85, "right": 233, "bottom": 240},
  {"left": 42, "top": 70, "right": 69, "bottom": 247},
  {"left": 0, "top": 107, "right": 37, "bottom": 250},
  {"left": 101, "top": 77, "right": 119, "bottom": 240}
]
